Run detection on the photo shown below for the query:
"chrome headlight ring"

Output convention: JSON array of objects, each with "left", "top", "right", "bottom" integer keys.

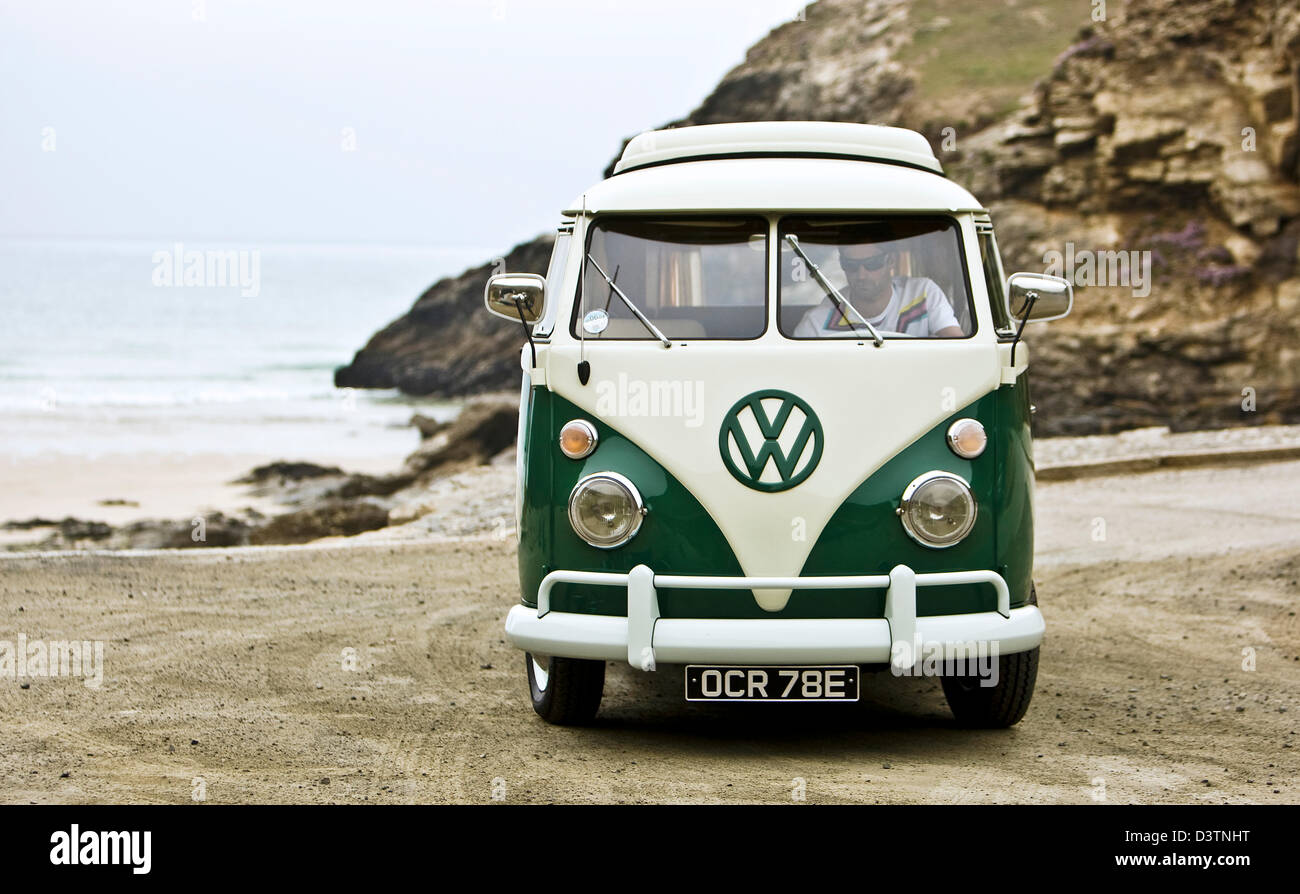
[
  {"left": 897, "top": 470, "right": 978, "bottom": 549},
  {"left": 567, "top": 471, "right": 646, "bottom": 549}
]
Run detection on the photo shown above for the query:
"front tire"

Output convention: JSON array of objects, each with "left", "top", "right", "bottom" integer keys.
[
  {"left": 525, "top": 652, "right": 605, "bottom": 725},
  {"left": 940, "top": 646, "right": 1039, "bottom": 728}
]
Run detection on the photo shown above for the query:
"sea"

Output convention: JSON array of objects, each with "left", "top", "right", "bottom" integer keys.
[{"left": 0, "top": 238, "right": 477, "bottom": 467}]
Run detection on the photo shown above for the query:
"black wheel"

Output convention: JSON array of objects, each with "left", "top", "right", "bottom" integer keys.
[
  {"left": 525, "top": 652, "right": 605, "bottom": 725},
  {"left": 940, "top": 646, "right": 1039, "bottom": 728}
]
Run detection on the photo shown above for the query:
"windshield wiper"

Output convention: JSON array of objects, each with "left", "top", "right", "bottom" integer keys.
[
  {"left": 584, "top": 254, "right": 671, "bottom": 348},
  {"left": 784, "top": 235, "right": 883, "bottom": 347}
]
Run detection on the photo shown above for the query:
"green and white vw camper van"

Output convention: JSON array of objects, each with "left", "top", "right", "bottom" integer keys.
[{"left": 484, "top": 122, "right": 1072, "bottom": 727}]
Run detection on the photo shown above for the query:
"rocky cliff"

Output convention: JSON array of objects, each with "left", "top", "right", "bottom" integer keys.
[
  {"left": 946, "top": 0, "right": 1300, "bottom": 433},
  {"left": 336, "top": 0, "right": 1300, "bottom": 435}
]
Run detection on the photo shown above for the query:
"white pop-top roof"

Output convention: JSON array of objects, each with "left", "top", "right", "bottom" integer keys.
[
  {"left": 611, "top": 121, "right": 943, "bottom": 175},
  {"left": 565, "top": 121, "right": 980, "bottom": 216},
  {"left": 563, "top": 156, "right": 982, "bottom": 216}
]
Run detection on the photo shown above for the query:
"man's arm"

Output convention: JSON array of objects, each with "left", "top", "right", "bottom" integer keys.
[{"left": 920, "top": 279, "right": 964, "bottom": 337}]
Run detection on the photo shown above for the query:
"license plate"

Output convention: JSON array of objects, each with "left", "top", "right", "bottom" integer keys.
[{"left": 684, "top": 665, "right": 859, "bottom": 702}]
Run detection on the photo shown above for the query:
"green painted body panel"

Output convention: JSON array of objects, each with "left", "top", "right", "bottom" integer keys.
[
  {"left": 995, "top": 371, "right": 1037, "bottom": 608},
  {"left": 795, "top": 382, "right": 1036, "bottom": 616},
  {"left": 517, "top": 388, "right": 745, "bottom": 617},
  {"left": 516, "top": 378, "right": 1036, "bottom": 619}
]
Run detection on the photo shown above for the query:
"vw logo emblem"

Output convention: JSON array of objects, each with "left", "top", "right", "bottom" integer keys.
[{"left": 718, "top": 390, "right": 823, "bottom": 492}]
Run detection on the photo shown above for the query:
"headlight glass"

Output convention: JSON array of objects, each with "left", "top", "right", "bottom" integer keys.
[
  {"left": 946, "top": 418, "right": 987, "bottom": 459},
  {"left": 898, "top": 471, "right": 977, "bottom": 548},
  {"left": 568, "top": 472, "right": 644, "bottom": 548}
]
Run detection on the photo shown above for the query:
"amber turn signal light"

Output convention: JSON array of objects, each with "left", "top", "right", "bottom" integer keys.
[{"left": 559, "top": 419, "right": 598, "bottom": 459}]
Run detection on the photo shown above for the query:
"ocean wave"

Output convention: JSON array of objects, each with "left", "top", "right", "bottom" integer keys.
[
  {"left": 0, "top": 387, "right": 313, "bottom": 410},
  {"left": 0, "top": 387, "right": 457, "bottom": 414}
]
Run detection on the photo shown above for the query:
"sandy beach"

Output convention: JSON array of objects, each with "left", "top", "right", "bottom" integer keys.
[
  {"left": 0, "top": 450, "right": 408, "bottom": 526},
  {"left": 1, "top": 458, "right": 1297, "bottom": 804},
  {"left": 0, "top": 447, "right": 425, "bottom": 553}
]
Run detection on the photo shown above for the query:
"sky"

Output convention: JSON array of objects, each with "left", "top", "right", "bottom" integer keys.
[{"left": 0, "top": 0, "right": 810, "bottom": 264}]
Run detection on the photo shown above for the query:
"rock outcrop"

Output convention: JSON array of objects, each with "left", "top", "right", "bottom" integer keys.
[
  {"left": 944, "top": 0, "right": 1300, "bottom": 432},
  {"left": 402, "top": 397, "right": 519, "bottom": 481}
]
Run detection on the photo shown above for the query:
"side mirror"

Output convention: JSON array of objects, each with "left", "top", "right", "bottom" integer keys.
[
  {"left": 485, "top": 273, "right": 546, "bottom": 323},
  {"left": 1006, "top": 272, "right": 1072, "bottom": 323}
]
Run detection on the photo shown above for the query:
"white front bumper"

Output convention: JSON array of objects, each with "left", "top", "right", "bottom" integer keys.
[{"left": 504, "top": 564, "right": 1044, "bottom": 672}]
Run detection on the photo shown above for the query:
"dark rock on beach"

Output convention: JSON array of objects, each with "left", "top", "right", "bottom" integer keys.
[
  {"left": 411, "top": 413, "right": 450, "bottom": 440},
  {"left": 2, "top": 517, "right": 113, "bottom": 542},
  {"left": 128, "top": 513, "right": 255, "bottom": 550},
  {"left": 3, "top": 518, "right": 63, "bottom": 530},
  {"left": 249, "top": 502, "right": 390, "bottom": 546},
  {"left": 327, "top": 473, "right": 414, "bottom": 500},
  {"left": 403, "top": 398, "right": 519, "bottom": 480},
  {"left": 234, "top": 461, "right": 346, "bottom": 485}
]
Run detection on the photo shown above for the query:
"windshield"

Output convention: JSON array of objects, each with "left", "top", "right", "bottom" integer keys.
[
  {"left": 575, "top": 217, "right": 767, "bottom": 340},
  {"left": 778, "top": 217, "right": 974, "bottom": 339}
]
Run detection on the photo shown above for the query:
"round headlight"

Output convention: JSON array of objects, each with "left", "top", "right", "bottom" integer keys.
[
  {"left": 898, "top": 471, "right": 977, "bottom": 548},
  {"left": 946, "top": 418, "right": 987, "bottom": 459},
  {"left": 559, "top": 419, "right": 598, "bottom": 459},
  {"left": 568, "top": 472, "right": 645, "bottom": 548}
]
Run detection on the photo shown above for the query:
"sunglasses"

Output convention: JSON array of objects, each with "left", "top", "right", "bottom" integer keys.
[{"left": 840, "top": 253, "right": 891, "bottom": 272}]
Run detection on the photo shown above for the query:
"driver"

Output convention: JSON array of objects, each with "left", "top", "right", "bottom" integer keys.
[{"left": 793, "top": 239, "right": 964, "bottom": 338}]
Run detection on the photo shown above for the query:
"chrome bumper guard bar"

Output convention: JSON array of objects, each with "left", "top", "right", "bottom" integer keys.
[{"left": 504, "top": 564, "right": 1044, "bottom": 672}]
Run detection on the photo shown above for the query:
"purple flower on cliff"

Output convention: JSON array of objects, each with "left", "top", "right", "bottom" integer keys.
[
  {"left": 1194, "top": 265, "right": 1251, "bottom": 287},
  {"left": 1150, "top": 221, "right": 1206, "bottom": 252}
]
